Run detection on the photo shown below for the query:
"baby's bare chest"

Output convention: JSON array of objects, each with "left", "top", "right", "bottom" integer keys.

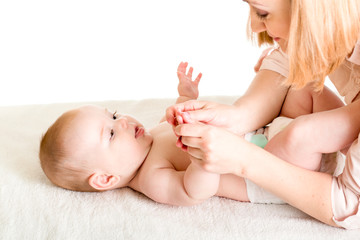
[{"left": 147, "top": 123, "right": 191, "bottom": 171}]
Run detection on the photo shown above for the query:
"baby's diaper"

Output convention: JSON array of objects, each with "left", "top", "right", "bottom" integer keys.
[
  {"left": 244, "top": 116, "right": 292, "bottom": 204},
  {"left": 245, "top": 179, "right": 285, "bottom": 204},
  {"left": 267, "top": 116, "right": 293, "bottom": 140},
  {"left": 244, "top": 116, "right": 293, "bottom": 149}
]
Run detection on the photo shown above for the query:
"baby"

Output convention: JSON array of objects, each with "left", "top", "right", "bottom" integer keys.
[{"left": 39, "top": 62, "right": 251, "bottom": 206}]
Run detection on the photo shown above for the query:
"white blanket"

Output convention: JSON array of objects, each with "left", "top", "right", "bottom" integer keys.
[{"left": 0, "top": 96, "right": 357, "bottom": 239}]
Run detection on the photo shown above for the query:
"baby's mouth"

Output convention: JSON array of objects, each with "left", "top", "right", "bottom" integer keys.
[{"left": 135, "top": 126, "right": 144, "bottom": 138}]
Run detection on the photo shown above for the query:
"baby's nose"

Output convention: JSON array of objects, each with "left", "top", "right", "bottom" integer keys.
[{"left": 117, "top": 117, "right": 128, "bottom": 129}]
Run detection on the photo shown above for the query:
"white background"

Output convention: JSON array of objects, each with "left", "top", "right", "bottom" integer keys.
[{"left": 1, "top": 0, "right": 268, "bottom": 106}]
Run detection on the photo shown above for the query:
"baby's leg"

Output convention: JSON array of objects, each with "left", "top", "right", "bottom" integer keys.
[
  {"left": 265, "top": 116, "right": 325, "bottom": 171},
  {"left": 265, "top": 84, "right": 345, "bottom": 171},
  {"left": 266, "top": 104, "right": 358, "bottom": 172},
  {"left": 280, "top": 83, "right": 344, "bottom": 118}
]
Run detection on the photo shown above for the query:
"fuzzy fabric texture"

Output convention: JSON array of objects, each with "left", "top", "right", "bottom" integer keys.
[{"left": 0, "top": 96, "right": 358, "bottom": 240}]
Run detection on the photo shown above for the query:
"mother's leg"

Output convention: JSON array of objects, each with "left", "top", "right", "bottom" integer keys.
[{"left": 332, "top": 134, "right": 360, "bottom": 229}]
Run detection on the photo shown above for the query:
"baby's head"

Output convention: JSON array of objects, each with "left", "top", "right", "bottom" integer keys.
[{"left": 39, "top": 105, "right": 153, "bottom": 192}]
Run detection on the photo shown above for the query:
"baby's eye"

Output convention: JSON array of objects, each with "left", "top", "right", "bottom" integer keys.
[
  {"left": 110, "top": 129, "right": 115, "bottom": 139},
  {"left": 112, "top": 111, "right": 118, "bottom": 120}
]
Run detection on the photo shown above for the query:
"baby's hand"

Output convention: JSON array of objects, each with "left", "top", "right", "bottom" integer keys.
[
  {"left": 174, "top": 110, "right": 195, "bottom": 151},
  {"left": 174, "top": 110, "right": 194, "bottom": 126},
  {"left": 177, "top": 62, "right": 202, "bottom": 99}
]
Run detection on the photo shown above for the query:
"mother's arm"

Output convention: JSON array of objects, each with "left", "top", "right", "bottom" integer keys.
[
  {"left": 233, "top": 69, "right": 289, "bottom": 133},
  {"left": 242, "top": 144, "right": 337, "bottom": 226},
  {"left": 167, "top": 69, "right": 289, "bottom": 135},
  {"left": 175, "top": 123, "right": 337, "bottom": 226},
  {"left": 177, "top": 99, "right": 360, "bottom": 227}
]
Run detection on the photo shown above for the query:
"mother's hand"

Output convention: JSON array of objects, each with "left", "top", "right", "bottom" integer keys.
[
  {"left": 166, "top": 100, "right": 240, "bottom": 133},
  {"left": 175, "top": 122, "right": 254, "bottom": 176}
]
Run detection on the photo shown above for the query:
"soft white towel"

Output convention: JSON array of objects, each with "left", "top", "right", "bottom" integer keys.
[{"left": 0, "top": 96, "right": 357, "bottom": 240}]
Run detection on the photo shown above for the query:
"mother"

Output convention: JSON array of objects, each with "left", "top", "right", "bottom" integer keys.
[{"left": 166, "top": 0, "right": 360, "bottom": 229}]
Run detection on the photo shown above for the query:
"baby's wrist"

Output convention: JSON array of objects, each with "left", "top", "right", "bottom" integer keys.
[{"left": 176, "top": 96, "right": 194, "bottom": 103}]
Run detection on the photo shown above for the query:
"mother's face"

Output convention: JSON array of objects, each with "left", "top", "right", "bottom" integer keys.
[{"left": 244, "top": 0, "right": 291, "bottom": 50}]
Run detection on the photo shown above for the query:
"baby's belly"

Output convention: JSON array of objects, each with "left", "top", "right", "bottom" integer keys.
[{"left": 216, "top": 174, "right": 250, "bottom": 202}]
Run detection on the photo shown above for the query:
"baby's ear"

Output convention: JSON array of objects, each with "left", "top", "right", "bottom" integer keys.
[{"left": 88, "top": 173, "right": 121, "bottom": 191}]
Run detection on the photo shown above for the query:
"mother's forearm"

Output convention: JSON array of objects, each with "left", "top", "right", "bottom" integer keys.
[
  {"left": 232, "top": 96, "right": 278, "bottom": 134},
  {"left": 232, "top": 70, "right": 289, "bottom": 134},
  {"left": 242, "top": 144, "right": 337, "bottom": 226}
]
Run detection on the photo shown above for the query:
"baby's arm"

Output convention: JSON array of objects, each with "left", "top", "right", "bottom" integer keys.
[
  {"left": 140, "top": 164, "right": 219, "bottom": 206},
  {"left": 173, "top": 62, "right": 219, "bottom": 202},
  {"left": 179, "top": 113, "right": 221, "bottom": 201},
  {"left": 160, "top": 62, "right": 202, "bottom": 123},
  {"left": 176, "top": 61, "right": 202, "bottom": 103},
  {"left": 184, "top": 162, "right": 220, "bottom": 201}
]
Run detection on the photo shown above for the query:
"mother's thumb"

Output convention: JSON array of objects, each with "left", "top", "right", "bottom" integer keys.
[{"left": 186, "top": 109, "right": 213, "bottom": 124}]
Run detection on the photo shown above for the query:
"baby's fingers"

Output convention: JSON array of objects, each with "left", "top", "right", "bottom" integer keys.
[
  {"left": 176, "top": 137, "right": 188, "bottom": 151},
  {"left": 176, "top": 113, "right": 184, "bottom": 125},
  {"left": 194, "top": 73, "right": 202, "bottom": 85},
  {"left": 177, "top": 62, "right": 188, "bottom": 74},
  {"left": 187, "top": 67, "right": 193, "bottom": 79}
]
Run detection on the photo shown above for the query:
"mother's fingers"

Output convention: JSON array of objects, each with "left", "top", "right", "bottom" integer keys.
[
  {"left": 188, "top": 155, "right": 206, "bottom": 167},
  {"left": 166, "top": 108, "right": 184, "bottom": 126},
  {"left": 166, "top": 100, "right": 209, "bottom": 121},
  {"left": 175, "top": 122, "right": 208, "bottom": 137},
  {"left": 186, "top": 146, "right": 204, "bottom": 160},
  {"left": 177, "top": 137, "right": 205, "bottom": 161},
  {"left": 180, "top": 135, "right": 202, "bottom": 149}
]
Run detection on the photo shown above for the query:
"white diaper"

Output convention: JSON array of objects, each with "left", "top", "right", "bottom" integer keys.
[
  {"left": 245, "top": 178, "right": 286, "bottom": 204},
  {"left": 244, "top": 116, "right": 292, "bottom": 204}
]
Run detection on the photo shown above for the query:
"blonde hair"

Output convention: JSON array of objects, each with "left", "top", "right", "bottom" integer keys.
[
  {"left": 248, "top": 0, "right": 360, "bottom": 90},
  {"left": 39, "top": 111, "right": 97, "bottom": 192}
]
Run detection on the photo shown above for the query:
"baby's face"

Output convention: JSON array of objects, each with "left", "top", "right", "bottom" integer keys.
[{"left": 65, "top": 105, "right": 153, "bottom": 184}]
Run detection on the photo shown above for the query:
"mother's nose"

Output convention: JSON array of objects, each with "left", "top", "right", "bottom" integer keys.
[{"left": 250, "top": 12, "right": 266, "bottom": 33}]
